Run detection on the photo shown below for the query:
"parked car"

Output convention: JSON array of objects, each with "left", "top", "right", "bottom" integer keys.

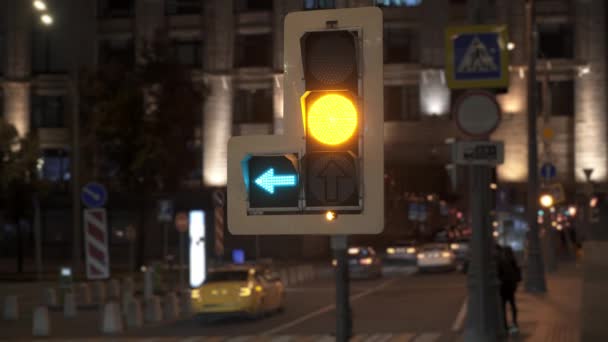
[
  {"left": 333, "top": 246, "right": 383, "bottom": 279},
  {"left": 416, "top": 243, "right": 457, "bottom": 273},
  {"left": 191, "top": 264, "right": 285, "bottom": 321}
]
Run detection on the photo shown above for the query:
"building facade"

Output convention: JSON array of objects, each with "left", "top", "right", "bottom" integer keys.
[{"left": 0, "top": 0, "right": 606, "bottom": 258}]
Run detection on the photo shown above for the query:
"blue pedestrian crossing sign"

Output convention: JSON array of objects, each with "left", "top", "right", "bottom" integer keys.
[
  {"left": 445, "top": 25, "right": 509, "bottom": 89},
  {"left": 540, "top": 163, "right": 557, "bottom": 180}
]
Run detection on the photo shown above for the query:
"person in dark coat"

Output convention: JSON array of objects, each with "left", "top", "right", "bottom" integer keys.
[{"left": 497, "top": 245, "right": 521, "bottom": 334}]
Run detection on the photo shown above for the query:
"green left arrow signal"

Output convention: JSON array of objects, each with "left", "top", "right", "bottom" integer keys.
[{"left": 254, "top": 168, "right": 297, "bottom": 194}]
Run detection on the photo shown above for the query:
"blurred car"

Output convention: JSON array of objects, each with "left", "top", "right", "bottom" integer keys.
[
  {"left": 384, "top": 241, "right": 418, "bottom": 264},
  {"left": 191, "top": 265, "right": 285, "bottom": 320},
  {"left": 416, "top": 243, "right": 457, "bottom": 272},
  {"left": 449, "top": 238, "right": 470, "bottom": 270},
  {"left": 332, "top": 246, "right": 382, "bottom": 279}
]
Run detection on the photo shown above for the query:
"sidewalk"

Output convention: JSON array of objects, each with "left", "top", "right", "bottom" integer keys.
[{"left": 509, "top": 262, "right": 582, "bottom": 342}]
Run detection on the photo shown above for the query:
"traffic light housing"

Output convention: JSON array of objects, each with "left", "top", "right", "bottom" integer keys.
[
  {"left": 227, "top": 7, "right": 383, "bottom": 235},
  {"left": 300, "top": 29, "right": 362, "bottom": 209}
]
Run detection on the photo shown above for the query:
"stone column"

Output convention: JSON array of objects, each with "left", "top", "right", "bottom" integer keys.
[{"left": 575, "top": 0, "right": 607, "bottom": 183}]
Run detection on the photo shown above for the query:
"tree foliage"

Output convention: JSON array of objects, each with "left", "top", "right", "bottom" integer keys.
[{"left": 80, "top": 32, "right": 205, "bottom": 193}]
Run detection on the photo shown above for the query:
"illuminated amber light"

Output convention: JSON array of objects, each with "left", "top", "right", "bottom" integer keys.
[
  {"left": 539, "top": 194, "right": 554, "bottom": 208},
  {"left": 307, "top": 94, "right": 357, "bottom": 145}
]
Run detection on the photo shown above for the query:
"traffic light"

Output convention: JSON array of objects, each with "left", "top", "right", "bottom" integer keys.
[
  {"left": 300, "top": 29, "right": 361, "bottom": 209},
  {"left": 227, "top": 7, "right": 383, "bottom": 235}
]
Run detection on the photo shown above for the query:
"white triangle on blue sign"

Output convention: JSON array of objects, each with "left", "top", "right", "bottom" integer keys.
[{"left": 457, "top": 36, "right": 498, "bottom": 73}]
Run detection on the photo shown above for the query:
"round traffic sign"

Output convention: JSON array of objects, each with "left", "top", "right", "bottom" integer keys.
[
  {"left": 81, "top": 182, "right": 108, "bottom": 208},
  {"left": 453, "top": 91, "right": 502, "bottom": 137},
  {"left": 175, "top": 212, "right": 189, "bottom": 233},
  {"left": 542, "top": 127, "right": 555, "bottom": 141}
]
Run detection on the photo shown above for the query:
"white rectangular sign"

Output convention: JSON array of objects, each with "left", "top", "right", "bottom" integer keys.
[{"left": 452, "top": 141, "right": 504, "bottom": 165}]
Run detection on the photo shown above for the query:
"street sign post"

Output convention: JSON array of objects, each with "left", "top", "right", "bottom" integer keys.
[
  {"left": 81, "top": 182, "right": 108, "bottom": 209},
  {"left": 227, "top": 7, "right": 384, "bottom": 235},
  {"left": 445, "top": 25, "right": 509, "bottom": 89},
  {"left": 447, "top": 25, "right": 507, "bottom": 340}
]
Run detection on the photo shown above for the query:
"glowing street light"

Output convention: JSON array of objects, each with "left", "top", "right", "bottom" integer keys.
[
  {"left": 539, "top": 194, "right": 554, "bottom": 208},
  {"left": 325, "top": 210, "right": 337, "bottom": 222},
  {"left": 40, "top": 13, "right": 53, "bottom": 25},
  {"left": 33, "top": 0, "right": 47, "bottom": 11},
  {"left": 507, "top": 42, "right": 516, "bottom": 51}
]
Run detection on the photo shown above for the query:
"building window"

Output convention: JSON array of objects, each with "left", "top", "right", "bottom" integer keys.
[
  {"left": 165, "top": 0, "right": 202, "bottom": 15},
  {"left": 376, "top": 0, "right": 422, "bottom": 7},
  {"left": 384, "top": 27, "right": 419, "bottom": 63},
  {"left": 37, "top": 149, "right": 70, "bottom": 182},
  {"left": 31, "top": 95, "right": 64, "bottom": 128},
  {"left": 98, "top": 0, "right": 134, "bottom": 17},
  {"left": 234, "top": 88, "right": 273, "bottom": 123},
  {"left": 235, "top": 34, "right": 273, "bottom": 68},
  {"left": 384, "top": 85, "right": 420, "bottom": 121},
  {"left": 171, "top": 40, "right": 202, "bottom": 68},
  {"left": 98, "top": 39, "right": 134, "bottom": 67},
  {"left": 235, "top": 0, "right": 273, "bottom": 12},
  {"left": 536, "top": 80, "right": 574, "bottom": 117},
  {"left": 31, "top": 28, "right": 67, "bottom": 74},
  {"left": 304, "top": 0, "right": 335, "bottom": 9},
  {"left": 537, "top": 23, "right": 574, "bottom": 59}
]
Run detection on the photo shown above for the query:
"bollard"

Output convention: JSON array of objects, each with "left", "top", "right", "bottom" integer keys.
[
  {"left": 93, "top": 282, "right": 106, "bottom": 304},
  {"left": 101, "top": 301, "right": 123, "bottom": 334},
  {"left": 32, "top": 306, "right": 51, "bottom": 337},
  {"left": 289, "top": 267, "right": 298, "bottom": 286},
  {"left": 144, "top": 296, "right": 162, "bottom": 322},
  {"left": 163, "top": 292, "right": 180, "bottom": 320},
  {"left": 280, "top": 269, "right": 290, "bottom": 287},
  {"left": 126, "top": 298, "right": 143, "bottom": 328},
  {"left": 78, "top": 283, "right": 92, "bottom": 305},
  {"left": 121, "top": 293, "right": 133, "bottom": 316},
  {"left": 179, "top": 290, "right": 192, "bottom": 316},
  {"left": 107, "top": 279, "right": 120, "bottom": 300},
  {"left": 63, "top": 292, "right": 77, "bottom": 318},
  {"left": 122, "top": 277, "right": 135, "bottom": 297},
  {"left": 143, "top": 270, "right": 154, "bottom": 300},
  {"left": 44, "top": 288, "right": 57, "bottom": 307},
  {"left": 3, "top": 295, "right": 18, "bottom": 320}
]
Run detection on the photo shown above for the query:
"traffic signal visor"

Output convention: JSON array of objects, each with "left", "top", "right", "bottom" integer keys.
[{"left": 301, "top": 91, "right": 358, "bottom": 146}]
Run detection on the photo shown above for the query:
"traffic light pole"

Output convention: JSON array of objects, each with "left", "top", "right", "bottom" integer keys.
[
  {"left": 331, "top": 235, "right": 351, "bottom": 342},
  {"left": 460, "top": 1, "right": 505, "bottom": 340},
  {"left": 524, "top": 0, "right": 548, "bottom": 293},
  {"left": 464, "top": 165, "right": 505, "bottom": 341}
]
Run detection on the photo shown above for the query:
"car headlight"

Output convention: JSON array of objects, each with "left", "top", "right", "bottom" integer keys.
[
  {"left": 417, "top": 253, "right": 425, "bottom": 259},
  {"left": 442, "top": 252, "right": 452, "bottom": 258},
  {"left": 359, "top": 257, "right": 373, "bottom": 265},
  {"left": 450, "top": 243, "right": 460, "bottom": 250},
  {"left": 386, "top": 247, "right": 396, "bottom": 255},
  {"left": 406, "top": 247, "right": 416, "bottom": 254},
  {"left": 239, "top": 287, "right": 252, "bottom": 297}
]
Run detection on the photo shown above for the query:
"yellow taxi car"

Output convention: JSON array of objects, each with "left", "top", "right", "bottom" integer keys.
[{"left": 191, "top": 265, "right": 285, "bottom": 320}]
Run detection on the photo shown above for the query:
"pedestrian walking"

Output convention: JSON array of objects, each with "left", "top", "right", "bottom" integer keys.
[{"left": 497, "top": 245, "right": 521, "bottom": 334}]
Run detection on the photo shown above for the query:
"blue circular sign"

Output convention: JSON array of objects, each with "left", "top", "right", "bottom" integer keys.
[
  {"left": 81, "top": 182, "right": 108, "bottom": 208},
  {"left": 540, "top": 163, "right": 557, "bottom": 180}
]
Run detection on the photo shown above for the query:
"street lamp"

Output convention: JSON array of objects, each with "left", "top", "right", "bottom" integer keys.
[
  {"left": 40, "top": 13, "right": 53, "bottom": 26},
  {"left": 539, "top": 194, "right": 554, "bottom": 208},
  {"left": 33, "top": 0, "right": 47, "bottom": 11}
]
